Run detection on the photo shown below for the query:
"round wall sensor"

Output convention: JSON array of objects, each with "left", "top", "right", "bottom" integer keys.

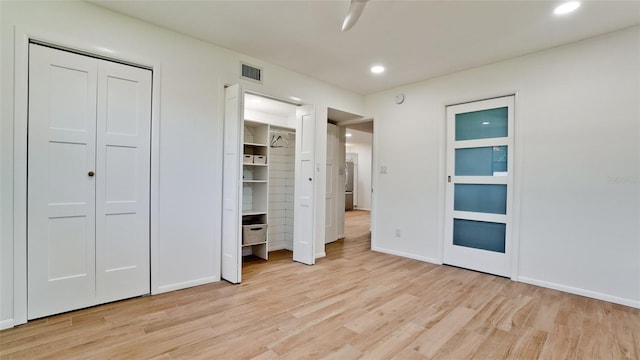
[{"left": 395, "top": 94, "right": 405, "bottom": 104}]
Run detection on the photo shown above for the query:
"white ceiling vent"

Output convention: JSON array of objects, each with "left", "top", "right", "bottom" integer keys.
[{"left": 241, "top": 62, "right": 262, "bottom": 83}]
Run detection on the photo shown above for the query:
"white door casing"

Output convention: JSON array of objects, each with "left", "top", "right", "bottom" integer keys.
[
  {"left": 443, "top": 95, "right": 515, "bottom": 277},
  {"left": 337, "top": 126, "right": 346, "bottom": 239},
  {"left": 293, "top": 105, "right": 316, "bottom": 265},
  {"left": 95, "top": 59, "right": 152, "bottom": 303},
  {"left": 325, "top": 123, "right": 338, "bottom": 244},
  {"left": 27, "top": 44, "right": 152, "bottom": 319},
  {"left": 221, "top": 84, "right": 243, "bottom": 284}
]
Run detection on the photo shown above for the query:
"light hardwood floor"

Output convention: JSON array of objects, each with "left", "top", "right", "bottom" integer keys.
[{"left": 1, "top": 209, "right": 639, "bottom": 359}]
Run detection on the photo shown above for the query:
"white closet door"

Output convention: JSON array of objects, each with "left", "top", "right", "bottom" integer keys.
[
  {"left": 95, "top": 60, "right": 151, "bottom": 303},
  {"left": 221, "top": 84, "right": 243, "bottom": 283},
  {"left": 293, "top": 105, "right": 316, "bottom": 265},
  {"left": 27, "top": 44, "right": 98, "bottom": 319}
]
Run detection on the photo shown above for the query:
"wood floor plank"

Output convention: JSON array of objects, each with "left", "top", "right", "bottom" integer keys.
[
  {"left": 537, "top": 323, "right": 580, "bottom": 360},
  {"left": 1, "top": 210, "right": 639, "bottom": 359},
  {"left": 409, "top": 306, "right": 477, "bottom": 358},
  {"left": 318, "top": 344, "right": 362, "bottom": 360},
  {"left": 358, "top": 322, "right": 426, "bottom": 359}
]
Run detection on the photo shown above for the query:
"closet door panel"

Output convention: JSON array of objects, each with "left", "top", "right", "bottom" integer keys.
[
  {"left": 221, "top": 84, "right": 243, "bottom": 283},
  {"left": 293, "top": 105, "right": 316, "bottom": 265},
  {"left": 27, "top": 44, "right": 98, "bottom": 319},
  {"left": 95, "top": 60, "right": 152, "bottom": 303}
]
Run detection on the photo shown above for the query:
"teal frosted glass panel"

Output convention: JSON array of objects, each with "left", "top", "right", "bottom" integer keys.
[
  {"left": 455, "top": 107, "right": 508, "bottom": 141},
  {"left": 453, "top": 219, "right": 505, "bottom": 253},
  {"left": 454, "top": 184, "right": 507, "bottom": 214},
  {"left": 455, "top": 146, "right": 507, "bottom": 176}
]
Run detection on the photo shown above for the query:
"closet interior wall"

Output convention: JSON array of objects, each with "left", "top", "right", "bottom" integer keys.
[{"left": 268, "top": 129, "right": 295, "bottom": 251}]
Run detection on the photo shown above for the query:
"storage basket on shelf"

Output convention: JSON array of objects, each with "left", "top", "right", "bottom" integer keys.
[
  {"left": 243, "top": 154, "right": 254, "bottom": 164},
  {"left": 253, "top": 155, "right": 266, "bottom": 164},
  {"left": 242, "top": 224, "right": 267, "bottom": 245}
]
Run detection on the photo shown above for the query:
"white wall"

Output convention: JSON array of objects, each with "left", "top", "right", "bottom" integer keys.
[
  {"left": 366, "top": 27, "right": 640, "bottom": 307},
  {"left": 0, "top": 1, "right": 364, "bottom": 327},
  {"left": 346, "top": 129, "right": 373, "bottom": 210}
]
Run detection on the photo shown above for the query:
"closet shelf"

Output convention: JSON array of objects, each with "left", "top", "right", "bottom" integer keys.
[
  {"left": 244, "top": 142, "right": 267, "bottom": 147},
  {"left": 242, "top": 241, "right": 266, "bottom": 247},
  {"left": 242, "top": 210, "right": 267, "bottom": 216},
  {"left": 243, "top": 163, "right": 268, "bottom": 167},
  {"left": 243, "top": 180, "right": 267, "bottom": 183}
]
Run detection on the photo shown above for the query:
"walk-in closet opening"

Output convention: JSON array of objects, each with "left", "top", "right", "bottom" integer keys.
[{"left": 242, "top": 93, "right": 298, "bottom": 265}]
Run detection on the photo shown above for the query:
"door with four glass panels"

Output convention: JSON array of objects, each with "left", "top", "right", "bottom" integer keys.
[{"left": 444, "top": 96, "right": 514, "bottom": 277}]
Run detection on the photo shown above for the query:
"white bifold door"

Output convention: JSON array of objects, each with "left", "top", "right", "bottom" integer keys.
[
  {"left": 292, "top": 104, "right": 316, "bottom": 265},
  {"left": 27, "top": 44, "right": 151, "bottom": 319}
]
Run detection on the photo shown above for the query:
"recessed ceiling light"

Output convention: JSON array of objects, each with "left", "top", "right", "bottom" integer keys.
[
  {"left": 346, "top": 133, "right": 353, "bottom": 137},
  {"left": 289, "top": 96, "right": 302, "bottom": 102},
  {"left": 482, "top": 121, "right": 491, "bottom": 125},
  {"left": 554, "top": 1, "right": 580, "bottom": 15},
  {"left": 371, "top": 65, "right": 385, "bottom": 74}
]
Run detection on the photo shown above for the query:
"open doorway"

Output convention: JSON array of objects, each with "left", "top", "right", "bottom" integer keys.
[
  {"left": 343, "top": 121, "right": 373, "bottom": 238},
  {"left": 326, "top": 108, "right": 373, "bottom": 245}
]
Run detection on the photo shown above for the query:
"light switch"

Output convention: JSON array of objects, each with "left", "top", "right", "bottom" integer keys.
[{"left": 380, "top": 165, "right": 388, "bottom": 174}]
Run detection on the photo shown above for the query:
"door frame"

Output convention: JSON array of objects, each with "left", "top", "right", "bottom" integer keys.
[
  {"left": 12, "top": 27, "right": 162, "bottom": 326},
  {"left": 338, "top": 117, "right": 375, "bottom": 242},
  {"left": 222, "top": 87, "right": 316, "bottom": 283},
  {"left": 439, "top": 94, "right": 522, "bottom": 281}
]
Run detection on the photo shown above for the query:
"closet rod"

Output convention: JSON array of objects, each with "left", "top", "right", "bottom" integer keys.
[{"left": 270, "top": 129, "right": 295, "bottom": 135}]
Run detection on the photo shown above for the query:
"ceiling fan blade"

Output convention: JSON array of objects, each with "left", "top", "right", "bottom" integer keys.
[{"left": 341, "top": 0, "right": 368, "bottom": 32}]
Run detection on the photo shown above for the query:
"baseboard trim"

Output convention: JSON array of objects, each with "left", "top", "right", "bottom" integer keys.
[
  {"left": 372, "top": 246, "right": 440, "bottom": 265},
  {"left": 0, "top": 318, "right": 14, "bottom": 330},
  {"left": 519, "top": 276, "right": 640, "bottom": 309},
  {"left": 154, "top": 276, "right": 219, "bottom": 294}
]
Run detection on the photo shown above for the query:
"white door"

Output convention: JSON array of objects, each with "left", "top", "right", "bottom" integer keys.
[
  {"left": 95, "top": 59, "right": 152, "bottom": 303},
  {"left": 325, "top": 123, "right": 338, "bottom": 244},
  {"left": 443, "top": 96, "right": 515, "bottom": 277},
  {"left": 28, "top": 44, "right": 151, "bottom": 319},
  {"left": 293, "top": 105, "right": 316, "bottom": 265},
  {"left": 28, "top": 44, "right": 98, "bottom": 319},
  {"left": 221, "top": 84, "right": 243, "bottom": 283}
]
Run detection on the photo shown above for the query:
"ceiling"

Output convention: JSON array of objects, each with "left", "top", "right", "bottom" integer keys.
[
  {"left": 91, "top": 1, "right": 640, "bottom": 95},
  {"left": 346, "top": 121, "right": 373, "bottom": 134}
]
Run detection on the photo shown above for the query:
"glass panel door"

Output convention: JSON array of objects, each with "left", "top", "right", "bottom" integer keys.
[{"left": 444, "top": 96, "right": 514, "bottom": 277}]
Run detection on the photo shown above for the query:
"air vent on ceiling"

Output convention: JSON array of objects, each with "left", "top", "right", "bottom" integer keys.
[{"left": 241, "top": 62, "right": 262, "bottom": 83}]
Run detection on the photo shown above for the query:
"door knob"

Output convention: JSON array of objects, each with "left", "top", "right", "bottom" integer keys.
[
  {"left": 88, "top": 171, "right": 95, "bottom": 177},
  {"left": 308, "top": 177, "right": 312, "bottom": 181}
]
